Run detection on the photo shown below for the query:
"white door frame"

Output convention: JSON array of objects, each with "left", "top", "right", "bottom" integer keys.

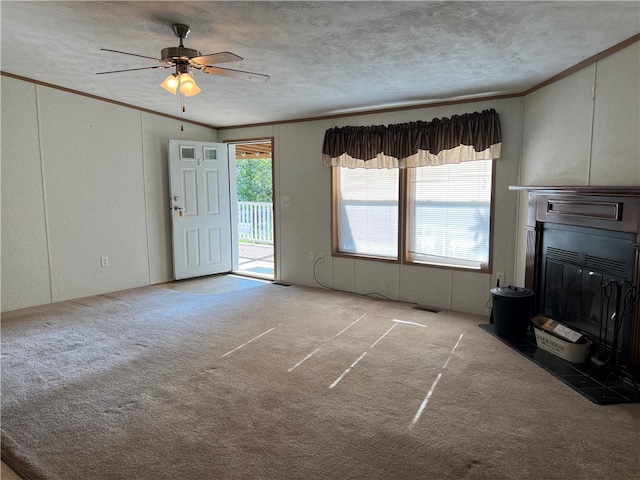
[{"left": 225, "top": 138, "right": 276, "bottom": 280}]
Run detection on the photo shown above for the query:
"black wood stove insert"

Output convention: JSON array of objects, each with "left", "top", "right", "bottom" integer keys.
[{"left": 508, "top": 186, "right": 640, "bottom": 402}]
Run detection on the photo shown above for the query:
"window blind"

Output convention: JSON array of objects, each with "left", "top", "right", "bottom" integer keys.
[
  {"left": 337, "top": 167, "right": 399, "bottom": 258},
  {"left": 408, "top": 160, "right": 492, "bottom": 269}
]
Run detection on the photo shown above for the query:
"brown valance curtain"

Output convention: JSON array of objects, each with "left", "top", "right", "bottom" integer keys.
[{"left": 322, "top": 109, "right": 501, "bottom": 168}]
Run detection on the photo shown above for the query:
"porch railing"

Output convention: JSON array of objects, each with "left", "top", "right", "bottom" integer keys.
[{"left": 238, "top": 201, "right": 274, "bottom": 245}]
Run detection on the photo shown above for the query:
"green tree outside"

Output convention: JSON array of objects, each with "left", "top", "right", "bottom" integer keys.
[{"left": 236, "top": 158, "right": 272, "bottom": 203}]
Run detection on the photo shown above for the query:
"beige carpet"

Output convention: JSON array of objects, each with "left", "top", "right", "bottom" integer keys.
[{"left": 2, "top": 282, "right": 639, "bottom": 479}]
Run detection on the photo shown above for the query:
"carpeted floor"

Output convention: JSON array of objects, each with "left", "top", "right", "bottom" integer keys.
[{"left": 2, "top": 281, "right": 640, "bottom": 479}]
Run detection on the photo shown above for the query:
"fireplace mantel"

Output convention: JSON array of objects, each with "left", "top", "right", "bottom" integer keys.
[
  {"left": 510, "top": 186, "right": 640, "bottom": 196},
  {"left": 511, "top": 185, "right": 640, "bottom": 377}
]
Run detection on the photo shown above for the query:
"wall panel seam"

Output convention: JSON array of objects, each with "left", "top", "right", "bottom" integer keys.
[
  {"left": 587, "top": 62, "right": 598, "bottom": 185},
  {"left": 140, "top": 113, "right": 152, "bottom": 285},
  {"left": 35, "top": 85, "right": 54, "bottom": 303}
]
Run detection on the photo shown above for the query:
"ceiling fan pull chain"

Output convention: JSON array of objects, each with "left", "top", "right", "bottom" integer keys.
[{"left": 180, "top": 95, "right": 185, "bottom": 131}]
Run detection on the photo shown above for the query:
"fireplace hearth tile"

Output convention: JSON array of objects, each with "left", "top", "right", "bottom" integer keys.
[
  {"left": 479, "top": 323, "right": 640, "bottom": 405},
  {"left": 536, "top": 360, "right": 584, "bottom": 376},
  {"left": 516, "top": 345, "right": 538, "bottom": 355},
  {"left": 530, "top": 349, "right": 571, "bottom": 366},
  {"left": 559, "top": 374, "right": 602, "bottom": 389}
]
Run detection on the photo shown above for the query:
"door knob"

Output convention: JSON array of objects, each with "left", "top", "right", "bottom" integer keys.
[{"left": 173, "top": 205, "right": 185, "bottom": 217}]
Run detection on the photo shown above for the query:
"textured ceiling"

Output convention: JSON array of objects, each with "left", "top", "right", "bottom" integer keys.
[{"left": 1, "top": 1, "right": 638, "bottom": 128}]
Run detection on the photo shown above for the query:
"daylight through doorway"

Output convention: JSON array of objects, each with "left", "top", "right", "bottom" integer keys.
[{"left": 230, "top": 139, "right": 275, "bottom": 280}]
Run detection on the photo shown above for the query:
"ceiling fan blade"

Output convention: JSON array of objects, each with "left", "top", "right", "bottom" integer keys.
[
  {"left": 96, "top": 65, "right": 171, "bottom": 75},
  {"left": 189, "top": 52, "right": 243, "bottom": 67},
  {"left": 101, "top": 48, "right": 169, "bottom": 63},
  {"left": 200, "top": 66, "right": 270, "bottom": 83}
]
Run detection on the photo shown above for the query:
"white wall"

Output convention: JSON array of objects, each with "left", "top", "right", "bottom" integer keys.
[
  {"left": 7, "top": 40, "right": 634, "bottom": 315},
  {"left": 220, "top": 98, "right": 524, "bottom": 316},
  {"left": 1, "top": 76, "right": 217, "bottom": 311},
  {"left": 590, "top": 43, "right": 640, "bottom": 185},
  {"left": 515, "top": 41, "right": 640, "bottom": 283},
  {"left": 1, "top": 78, "right": 52, "bottom": 309}
]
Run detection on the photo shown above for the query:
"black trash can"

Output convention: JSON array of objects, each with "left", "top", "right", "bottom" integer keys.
[{"left": 490, "top": 285, "right": 534, "bottom": 338}]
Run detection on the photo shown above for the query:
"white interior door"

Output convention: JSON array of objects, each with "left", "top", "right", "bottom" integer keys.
[{"left": 169, "top": 140, "right": 234, "bottom": 280}]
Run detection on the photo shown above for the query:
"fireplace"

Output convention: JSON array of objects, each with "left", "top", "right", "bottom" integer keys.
[
  {"left": 540, "top": 223, "right": 636, "bottom": 368},
  {"left": 512, "top": 186, "right": 640, "bottom": 378}
]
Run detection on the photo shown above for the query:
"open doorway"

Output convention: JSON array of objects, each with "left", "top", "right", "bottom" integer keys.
[{"left": 228, "top": 138, "right": 275, "bottom": 280}]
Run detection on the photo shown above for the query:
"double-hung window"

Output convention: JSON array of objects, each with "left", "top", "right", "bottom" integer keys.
[
  {"left": 406, "top": 160, "right": 493, "bottom": 270},
  {"left": 334, "top": 167, "right": 399, "bottom": 259},
  {"left": 333, "top": 160, "right": 493, "bottom": 271},
  {"left": 326, "top": 109, "right": 500, "bottom": 272}
]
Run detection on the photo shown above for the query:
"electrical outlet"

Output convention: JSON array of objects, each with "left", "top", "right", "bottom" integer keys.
[
  {"left": 317, "top": 253, "right": 324, "bottom": 263},
  {"left": 308, "top": 252, "right": 315, "bottom": 262},
  {"left": 495, "top": 272, "right": 504, "bottom": 286},
  {"left": 101, "top": 256, "right": 109, "bottom": 267}
]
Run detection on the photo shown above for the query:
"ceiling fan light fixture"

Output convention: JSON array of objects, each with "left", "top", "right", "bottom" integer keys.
[
  {"left": 178, "top": 72, "right": 201, "bottom": 97},
  {"left": 160, "top": 73, "right": 180, "bottom": 95}
]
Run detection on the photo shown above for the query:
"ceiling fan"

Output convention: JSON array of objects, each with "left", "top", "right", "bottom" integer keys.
[{"left": 97, "top": 23, "right": 269, "bottom": 97}]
